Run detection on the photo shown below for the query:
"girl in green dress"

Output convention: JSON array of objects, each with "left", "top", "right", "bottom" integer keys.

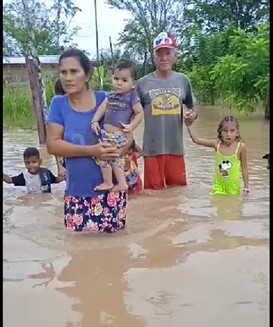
[{"left": 186, "top": 115, "right": 249, "bottom": 195}]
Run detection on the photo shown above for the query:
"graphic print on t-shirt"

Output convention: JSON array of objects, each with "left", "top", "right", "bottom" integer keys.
[
  {"left": 108, "top": 98, "right": 127, "bottom": 110},
  {"left": 149, "top": 88, "right": 181, "bottom": 116}
]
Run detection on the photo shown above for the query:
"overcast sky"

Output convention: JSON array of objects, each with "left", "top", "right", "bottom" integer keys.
[
  {"left": 54, "top": 0, "right": 131, "bottom": 56},
  {"left": 4, "top": 0, "right": 131, "bottom": 57}
]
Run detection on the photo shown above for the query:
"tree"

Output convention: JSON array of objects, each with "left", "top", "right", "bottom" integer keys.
[
  {"left": 106, "top": 0, "right": 186, "bottom": 72},
  {"left": 183, "top": 0, "right": 269, "bottom": 33},
  {"left": 100, "top": 48, "right": 132, "bottom": 67},
  {"left": 3, "top": 0, "right": 81, "bottom": 56},
  {"left": 176, "top": 28, "right": 236, "bottom": 104},
  {"left": 211, "top": 23, "right": 269, "bottom": 119},
  {"left": 3, "top": 0, "right": 81, "bottom": 143}
]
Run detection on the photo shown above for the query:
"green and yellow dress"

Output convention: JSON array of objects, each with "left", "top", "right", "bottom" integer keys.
[{"left": 211, "top": 141, "right": 241, "bottom": 195}]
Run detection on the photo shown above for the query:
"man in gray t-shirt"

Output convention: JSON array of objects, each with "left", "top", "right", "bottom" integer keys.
[{"left": 137, "top": 31, "right": 197, "bottom": 190}]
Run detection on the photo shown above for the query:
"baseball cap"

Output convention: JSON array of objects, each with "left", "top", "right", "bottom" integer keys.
[{"left": 153, "top": 32, "right": 177, "bottom": 51}]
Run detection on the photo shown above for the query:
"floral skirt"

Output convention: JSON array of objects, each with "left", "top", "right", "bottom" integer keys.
[{"left": 64, "top": 191, "right": 127, "bottom": 232}]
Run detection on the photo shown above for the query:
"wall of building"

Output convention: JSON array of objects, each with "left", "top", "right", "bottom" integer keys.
[{"left": 3, "top": 63, "right": 59, "bottom": 86}]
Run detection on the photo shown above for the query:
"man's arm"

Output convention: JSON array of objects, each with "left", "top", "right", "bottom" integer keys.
[{"left": 183, "top": 76, "right": 198, "bottom": 123}]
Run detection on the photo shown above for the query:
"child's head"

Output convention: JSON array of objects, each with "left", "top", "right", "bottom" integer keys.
[
  {"left": 112, "top": 59, "right": 137, "bottom": 94},
  {"left": 125, "top": 139, "right": 136, "bottom": 162},
  {"left": 217, "top": 115, "right": 241, "bottom": 143},
  {"left": 23, "top": 147, "right": 42, "bottom": 174}
]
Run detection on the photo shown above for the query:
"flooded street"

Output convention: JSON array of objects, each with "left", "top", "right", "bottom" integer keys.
[{"left": 3, "top": 107, "right": 269, "bottom": 327}]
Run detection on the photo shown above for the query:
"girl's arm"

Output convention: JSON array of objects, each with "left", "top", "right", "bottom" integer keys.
[
  {"left": 240, "top": 143, "right": 249, "bottom": 191},
  {"left": 186, "top": 124, "right": 217, "bottom": 149}
]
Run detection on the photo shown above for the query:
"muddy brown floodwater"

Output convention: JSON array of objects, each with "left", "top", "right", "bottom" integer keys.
[{"left": 3, "top": 106, "right": 269, "bottom": 327}]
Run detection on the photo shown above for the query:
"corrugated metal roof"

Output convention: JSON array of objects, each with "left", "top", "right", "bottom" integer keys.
[
  {"left": 3, "top": 55, "right": 100, "bottom": 65},
  {"left": 3, "top": 55, "right": 59, "bottom": 64}
]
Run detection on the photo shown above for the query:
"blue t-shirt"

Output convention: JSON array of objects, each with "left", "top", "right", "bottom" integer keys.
[{"left": 46, "top": 91, "right": 107, "bottom": 197}]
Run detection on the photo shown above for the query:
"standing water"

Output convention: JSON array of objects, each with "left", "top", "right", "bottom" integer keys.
[{"left": 3, "top": 107, "right": 269, "bottom": 327}]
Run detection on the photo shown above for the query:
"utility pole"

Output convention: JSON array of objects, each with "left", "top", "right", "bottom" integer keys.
[
  {"left": 109, "top": 36, "right": 114, "bottom": 66},
  {"left": 94, "top": 0, "right": 99, "bottom": 61}
]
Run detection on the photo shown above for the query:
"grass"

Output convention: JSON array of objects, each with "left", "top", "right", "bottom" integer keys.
[
  {"left": 3, "top": 78, "right": 56, "bottom": 129},
  {"left": 3, "top": 71, "right": 111, "bottom": 130},
  {"left": 4, "top": 72, "right": 267, "bottom": 130}
]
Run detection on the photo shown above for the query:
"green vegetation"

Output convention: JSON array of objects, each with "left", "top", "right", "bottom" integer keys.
[
  {"left": 3, "top": 72, "right": 112, "bottom": 129},
  {"left": 3, "top": 0, "right": 269, "bottom": 129},
  {"left": 3, "top": 78, "right": 56, "bottom": 129}
]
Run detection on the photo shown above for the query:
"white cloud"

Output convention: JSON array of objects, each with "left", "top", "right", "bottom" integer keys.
[
  {"left": 69, "top": 0, "right": 131, "bottom": 56},
  {"left": 4, "top": 0, "right": 131, "bottom": 57}
]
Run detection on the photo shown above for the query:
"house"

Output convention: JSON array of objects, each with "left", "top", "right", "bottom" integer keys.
[{"left": 3, "top": 55, "right": 101, "bottom": 85}]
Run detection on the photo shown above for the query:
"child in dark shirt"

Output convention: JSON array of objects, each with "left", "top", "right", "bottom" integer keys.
[{"left": 3, "top": 147, "right": 64, "bottom": 193}]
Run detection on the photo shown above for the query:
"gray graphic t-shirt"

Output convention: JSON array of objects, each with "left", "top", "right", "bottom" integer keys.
[{"left": 137, "top": 72, "right": 196, "bottom": 156}]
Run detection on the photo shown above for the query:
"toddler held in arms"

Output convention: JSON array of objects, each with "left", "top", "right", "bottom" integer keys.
[{"left": 91, "top": 59, "right": 144, "bottom": 192}]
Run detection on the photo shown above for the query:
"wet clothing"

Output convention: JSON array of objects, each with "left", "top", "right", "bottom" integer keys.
[
  {"left": 136, "top": 72, "right": 195, "bottom": 156},
  {"left": 64, "top": 191, "right": 127, "bottom": 233},
  {"left": 46, "top": 92, "right": 128, "bottom": 233},
  {"left": 125, "top": 159, "right": 143, "bottom": 194},
  {"left": 136, "top": 72, "right": 195, "bottom": 190},
  {"left": 11, "top": 168, "right": 57, "bottom": 193},
  {"left": 104, "top": 90, "right": 139, "bottom": 127},
  {"left": 211, "top": 142, "right": 241, "bottom": 195},
  {"left": 96, "top": 129, "right": 127, "bottom": 169},
  {"left": 144, "top": 155, "right": 187, "bottom": 189}
]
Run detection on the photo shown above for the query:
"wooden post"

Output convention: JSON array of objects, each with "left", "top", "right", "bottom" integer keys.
[
  {"left": 22, "top": 0, "right": 48, "bottom": 145},
  {"left": 25, "top": 56, "right": 47, "bottom": 144}
]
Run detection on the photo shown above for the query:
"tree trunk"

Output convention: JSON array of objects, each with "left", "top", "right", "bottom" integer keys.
[
  {"left": 25, "top": 56, "right": 47, "bottom": 144},
  {"left": 22, "top": 0, "right": 48, "bottom": 145}
]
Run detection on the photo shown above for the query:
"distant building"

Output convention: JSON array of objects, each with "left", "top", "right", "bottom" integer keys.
[{"left": 3, "top": 55, "right": 101, "bottom": 85}]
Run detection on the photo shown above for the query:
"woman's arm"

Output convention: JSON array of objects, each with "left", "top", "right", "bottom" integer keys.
[
  {"left": 46, "top": 123, "right": 120, "bottom": 161},
  {"left": 186, "top": 124, "right": 217, "bottom": 149},
  {"left": 119, "top": 133, "right": 134, "bottom": 156}
]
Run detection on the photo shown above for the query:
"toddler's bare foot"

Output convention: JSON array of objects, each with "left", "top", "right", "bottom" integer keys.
[
  {"left": 94, "top": 182, "right": 114, "bottom": 191},
  {"left": 111, "top": 183, "right": 128, "bottom": 192}
]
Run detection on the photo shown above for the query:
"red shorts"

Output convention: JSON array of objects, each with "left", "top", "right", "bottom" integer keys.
[{"left": 144, "top": 155, "right": 187, "bottom": 190}]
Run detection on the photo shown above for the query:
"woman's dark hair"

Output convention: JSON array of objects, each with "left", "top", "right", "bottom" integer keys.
[
  {"left": 114, "top": 59, "right": 137, "bottom": 80},
  {"left": 54, "top": 79, "right": 65, "bottom": 95},
  {"left": 217, "top": 115, "right": 242, "bottom": 141},
  {"left": 59, "top": 48, "right": 93, "bottom": 84}
]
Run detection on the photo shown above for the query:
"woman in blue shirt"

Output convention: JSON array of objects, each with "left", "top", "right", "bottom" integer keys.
[{"left": 46, "top": 49, "right": 130, "bottom": 232}]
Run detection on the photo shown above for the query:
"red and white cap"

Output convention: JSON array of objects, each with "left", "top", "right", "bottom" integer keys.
[{"left": 153, "top": 32, "right": 177, "bottom": 51}]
